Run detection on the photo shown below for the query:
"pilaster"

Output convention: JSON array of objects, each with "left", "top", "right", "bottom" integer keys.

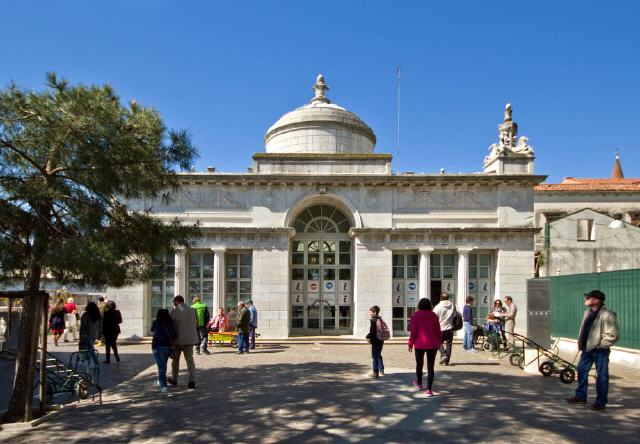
[{"left": 418, "top": 248, "right": 434, "bottom": 302}]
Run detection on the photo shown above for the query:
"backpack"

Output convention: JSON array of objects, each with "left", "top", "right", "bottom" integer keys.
[
  {"left": 451, "top": 306, "right": 463, "bottom": 331},
  {"left": 376, "top": 318, "right": 391, "bottom": 341}
]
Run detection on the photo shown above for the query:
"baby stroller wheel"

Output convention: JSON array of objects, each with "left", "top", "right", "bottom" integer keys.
[
  {"left": 509, "top": 353, "right": 521, "bottom": 367},
  {"left": 230, "top": 338, "right": 238, "bottom": 347},
  {"left": 482, "top": 341, "right": 493, "bottom": 352},
  {"left": 560, "top": 368, "right": 576, "bottom": 384},
  {"left": 476, "top": 336, "right": 485, "bottom": 346},
  {"left": 75, "top": 380, "right": 89, "bottom": 399},
  {"left": 539, "top": 361, "right": 554, "bottom": 377},
  {"left": 517, "top": 355, "right": 525, "bottom": 369}
]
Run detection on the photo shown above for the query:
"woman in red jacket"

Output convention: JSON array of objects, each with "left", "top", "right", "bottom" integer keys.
[{"left": 408, "top": 298, "right": 442, "bottom": 397}]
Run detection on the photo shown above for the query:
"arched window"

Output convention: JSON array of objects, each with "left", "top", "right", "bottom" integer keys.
[{"left": 293, "top": 204, "right": 351, "bottom": 233}]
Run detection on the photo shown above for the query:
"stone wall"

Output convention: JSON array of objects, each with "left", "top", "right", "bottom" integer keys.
[
  {"left": 106, "top": 283, "right": 146, "bottom": 338},
  {"left": 251, "top": 247, "right": 290, "bottom": 338},
  {"left": 353, "top": 239, "right": 392, "bottom": 338},
  {"left": 495, "top": 249, "right": 534, "bottom": 335}
]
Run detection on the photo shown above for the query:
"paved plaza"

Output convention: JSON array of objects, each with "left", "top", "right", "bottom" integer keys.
[{"left": 1, "top": 340, "right": 639, "bottom": 443}]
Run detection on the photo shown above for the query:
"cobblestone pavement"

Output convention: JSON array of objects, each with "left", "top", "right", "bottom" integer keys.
[{"left": 1, "top": 340, "right": 639, "bottom": 443}]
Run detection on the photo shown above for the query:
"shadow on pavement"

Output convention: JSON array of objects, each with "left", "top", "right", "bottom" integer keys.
[{"left": 3, "top": 357, "right": 640, "bottom": 443}]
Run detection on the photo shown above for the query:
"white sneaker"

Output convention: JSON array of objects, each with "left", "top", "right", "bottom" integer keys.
[
  {"left": 159, "top": 386, "right": 168, "bottom": 393},
  {"left": 468, "top": 348, "right": 478, "bottom": 353}
]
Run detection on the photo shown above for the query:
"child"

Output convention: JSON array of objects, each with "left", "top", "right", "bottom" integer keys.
[{"left": 365, "top": 305, "right": 387, "bottom": 378}]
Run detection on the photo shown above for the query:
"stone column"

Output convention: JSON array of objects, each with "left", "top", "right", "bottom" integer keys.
[
  {"left": 456, "top": 248, "right": 473, "bottom": 311},
  {"left": 174, "top": 248, "right": 187, "bottom": 298},
  {"left": 211, "top": 248, "right": 226, "bottom": 314},
  {"left": 418, "top": 248, "right": 433, "bottom": 302}
]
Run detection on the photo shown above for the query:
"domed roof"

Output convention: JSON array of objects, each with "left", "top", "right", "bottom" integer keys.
[{"left": 264, "top": 75, "right": 376, "bottom": 154}]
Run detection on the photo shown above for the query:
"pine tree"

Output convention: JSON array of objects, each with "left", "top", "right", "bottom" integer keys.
[{"left": 0, "top": 73, "right": 199, "bottom": 421}]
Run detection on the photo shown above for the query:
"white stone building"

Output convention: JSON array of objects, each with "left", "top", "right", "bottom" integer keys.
[{"left": 110, "top": 75, "right": 544, "bottom": 339}]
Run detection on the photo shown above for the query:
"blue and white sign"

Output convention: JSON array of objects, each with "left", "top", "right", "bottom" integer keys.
[
  {"left": 468, "top": 281, "right": 477, "bottom": 293},
  {"left": 406, "top": 281, "right": 418, "bottom": 295},
  {"left": 323, "top": 281, "right": 336, "bottom": 292}
]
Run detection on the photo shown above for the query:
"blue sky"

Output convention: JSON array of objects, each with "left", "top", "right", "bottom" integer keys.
[{"left": 1, "top": 1, "right": 638, "bottom": 182}]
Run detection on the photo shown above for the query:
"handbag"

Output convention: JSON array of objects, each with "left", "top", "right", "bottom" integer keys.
[
  {"left": 452, "top": 306, "right": 463, "bottom": 331},
  {"left": 163, "top": 324, "right": 180, "bottom": 360}
]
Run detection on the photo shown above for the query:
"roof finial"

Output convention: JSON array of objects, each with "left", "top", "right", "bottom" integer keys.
[
  {"left": 311, "top": 74, "right": 330, "bottom": 104},
  {"left": 612, "top": 150, "right": 624, "bottom": 179},
  {"left": 504, "top": 103, "right": 513, "bottom": 122}
]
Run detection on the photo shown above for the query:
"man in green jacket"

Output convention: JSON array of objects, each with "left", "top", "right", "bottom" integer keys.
[
  {"left": 566, "top": 290, "right": 619, "bottom": 411},
  {"left": 191, "top": 296, "right": 211, "bottom": 355}
]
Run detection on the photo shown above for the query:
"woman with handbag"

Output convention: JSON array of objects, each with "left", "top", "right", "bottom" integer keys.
[
  {"left": 408, "top": 298, "right": 442, "bottom": 397},
  {"left": 150, "top": 308, "right": 177, "bottom": 393}
]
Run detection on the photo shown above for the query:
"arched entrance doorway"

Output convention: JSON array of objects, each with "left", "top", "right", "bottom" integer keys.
[{"left": 290, "top": 204, "right": 353, "bottom": 335}]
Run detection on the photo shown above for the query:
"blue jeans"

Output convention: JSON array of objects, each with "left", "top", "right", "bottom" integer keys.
[
  {"left": 248, "top": 324, "right": 256, "bottom": 349},
  {"left": 463, "top": 322, "right": 474, "bottom": 350},
  {"left": 153, "top": 346, "right": 171, "bottom": 388},
  {"left": 371, "top": 342, "right": 384, "bottom": 374},
  {"left": 575, "top": 348, "right": 610, "bottom": 404},
  {"left": 196, "top": 326, "right": 208, "bottom": 352},
  {"left": 237, "top": 333, "right": 248, "bottom": 352}
]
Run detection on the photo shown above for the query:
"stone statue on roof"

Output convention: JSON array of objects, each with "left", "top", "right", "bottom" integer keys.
[{"left": 484, "top": 103, "right": 534, "bottom": 166}]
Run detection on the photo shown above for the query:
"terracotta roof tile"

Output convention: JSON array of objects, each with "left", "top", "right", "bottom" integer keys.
[{"left": 535, "top": 183, "right": 640, "bottom": 192}]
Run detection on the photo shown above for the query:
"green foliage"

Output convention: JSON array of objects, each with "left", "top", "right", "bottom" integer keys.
[{"left": 0, "top": 73, "right": 200, "bottom": 287}]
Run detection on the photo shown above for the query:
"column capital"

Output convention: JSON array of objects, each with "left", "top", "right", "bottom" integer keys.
[
  {"left": 210, "top": 247, "right": 227, "bottom": 254},
  {"left": 456, "top": 247, "right": 474, "bottom": 254},
  {"left": 418, "top": 247, "right": 435, "bottom": 254}
]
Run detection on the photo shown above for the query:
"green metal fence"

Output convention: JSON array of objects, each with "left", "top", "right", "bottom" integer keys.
[{"left": 550, "top": 269, "right": 640, "bottom": 350}]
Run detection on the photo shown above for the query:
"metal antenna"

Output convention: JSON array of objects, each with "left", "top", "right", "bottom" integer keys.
[{"left": 396, "top": 65, "right": 401, "bottom": 174}]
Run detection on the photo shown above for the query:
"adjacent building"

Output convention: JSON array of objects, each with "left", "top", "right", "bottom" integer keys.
[{"left": 534, "top": 156, "right": 640, "bottom": 276}]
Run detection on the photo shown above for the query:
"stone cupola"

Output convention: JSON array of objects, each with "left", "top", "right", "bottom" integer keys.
[{"left": 264, "top": 74, "right": 377, "bottom": 154}]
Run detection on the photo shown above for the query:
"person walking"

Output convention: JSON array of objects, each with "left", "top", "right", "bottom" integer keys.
[
  {"left": 191, "top": 296, "right": 211, "bottom": 355},
  {"left": 48, "top": 299, "right": 67, "bottom": 347},
  {"left": 408, "top": 298, "right": 442, "bottom": 397},
  {"left": 150, "top": 308, "right": 177, "bottom": 393},
  {"left": 247, "top": 300, "right": 258, "bottom": 350},
  {"left": 567, "top": 290, "right": 619, "bottom": 411},
  {"left": 168, "top": 295, "right": 199, "bottom": 389},
  {"left": 101, "top": 301, "right": 122, "bottom": 364},
  {"left": 433, "top": 293, "right": 456, "bottom": 365},
  {"left": 236, "top": 301, "right": 250, "bottom": 354},
  {"left": 79, "top": 302, "right": 102, "bottom": 366},
  {"left": 503, "top": 296, "right": 517, "bottom": 346},
  {"left": 63, "top": 296, "right": 79, "bottom": 342},
  {"left": 463, "top": 296, "right": 476, "bottom": 352},
  {"left": 365, "top": 305, "right": 388, "bottom": 378},
  {"left": 96, "top": 296, "right": 108, "bottom": 347}
]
